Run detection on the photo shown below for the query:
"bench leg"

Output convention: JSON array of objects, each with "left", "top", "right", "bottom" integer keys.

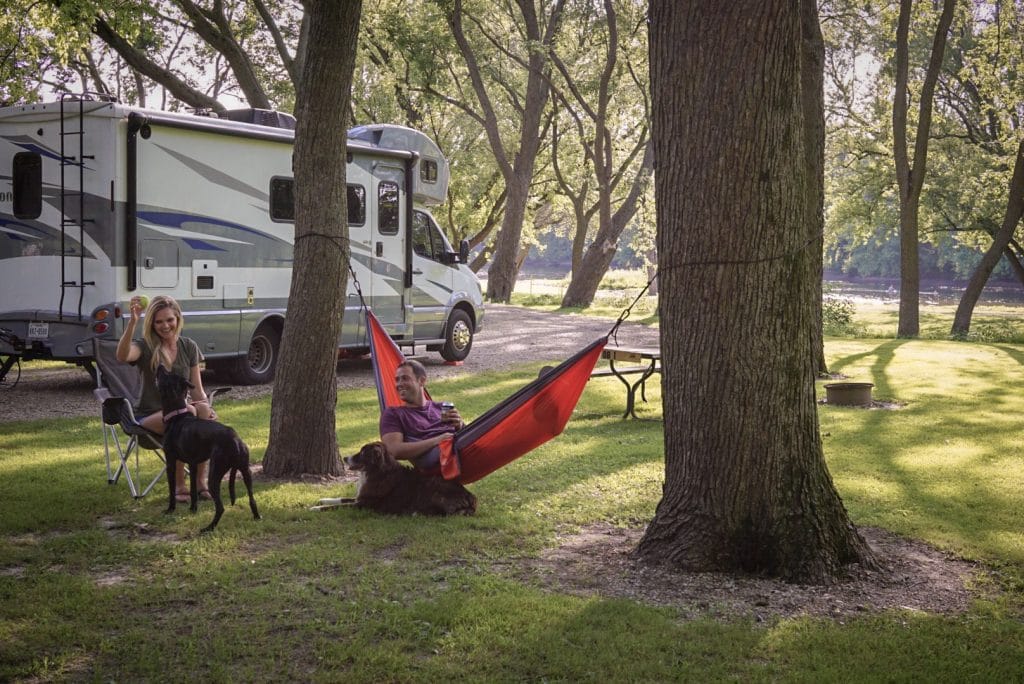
[{"left": 626, "top": 364, "right": 658, "bottom": 419}]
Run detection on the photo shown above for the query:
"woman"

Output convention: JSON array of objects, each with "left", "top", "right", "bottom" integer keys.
[{"left": 116, "top": 295, "right": 217, "bottom": 502}]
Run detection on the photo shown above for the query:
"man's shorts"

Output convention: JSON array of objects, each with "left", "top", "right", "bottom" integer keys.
[{"left": 411, "top": 445, "right": 442, "bottom": 473}]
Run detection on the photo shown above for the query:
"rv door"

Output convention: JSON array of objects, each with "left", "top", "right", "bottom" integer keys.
[
  {"left": 410, "top": 210, "right": 454, "bottom": 340},
  {"left": 371, "top": 167, "right": 407, "bottom": 332}
]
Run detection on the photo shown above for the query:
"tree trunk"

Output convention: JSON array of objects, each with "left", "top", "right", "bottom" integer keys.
[
  {"left": 640, "top": 0, "right": 875, "bottom": 584},
  {"left": 445, "top": 0, "right": 566, "bottom": 303},
  {"left": 262, "top": 0, "right": 362, "bottom": 478},
  {"left": 645, "top": 252, "right": 658, "bottom": 297},
  {"left": 1005, "top": 243, "right": 1024, "bottom": 287},
  {"left": 487, "top": 172, "right": 534, "bottom": 301},
  {"left": 893, "top": 0, "right": 957, "bottom": 338},
  {"left": 561, "top": 142, "right": 655, "bottom": 308},
  {"left": 951, "top": 140, "right": 1024, "bottom": 335},
  {"left": 801, "top": 0, "right": 828, "bottom": 376}
]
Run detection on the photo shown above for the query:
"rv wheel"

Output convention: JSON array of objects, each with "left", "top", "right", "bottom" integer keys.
[
  {"left": 233, "top": 324, "right": 280, "bottom": 384},
  {"left": 440, "top": 309, "right": 473, "bottom": 362}
]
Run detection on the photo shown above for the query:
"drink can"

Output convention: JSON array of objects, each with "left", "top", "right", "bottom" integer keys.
[{"left": 441, "top": 401, "right": 455, "bottom": 412}]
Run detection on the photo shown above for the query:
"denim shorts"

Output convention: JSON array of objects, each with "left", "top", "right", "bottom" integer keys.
[{"left": 412, "top": 445, "right": 441, "bottom": 472}]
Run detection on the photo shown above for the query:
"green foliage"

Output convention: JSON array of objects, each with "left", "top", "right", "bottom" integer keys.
[
  {"left": 822, "top": 293, "right": 861, "bottom": 336},
  {"left": 823, "top": 0, "right": 1024, "bottom": 282}
]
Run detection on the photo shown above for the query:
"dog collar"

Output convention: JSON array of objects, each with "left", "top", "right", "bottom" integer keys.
[{"left": 163, "top": 407, "right": 191, "bottom": 423}]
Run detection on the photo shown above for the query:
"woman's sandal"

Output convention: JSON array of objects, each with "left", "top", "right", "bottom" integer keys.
[
  {"left": 199, "top": 489, "right": 213, "bottom": 501},
  {"left": 175, "top": 489, "right": 189, "bottom": 503}
]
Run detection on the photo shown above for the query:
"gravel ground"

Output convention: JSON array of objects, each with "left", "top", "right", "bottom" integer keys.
[{"left": 0, "top": 304, "right": 659, "bottom": 424}]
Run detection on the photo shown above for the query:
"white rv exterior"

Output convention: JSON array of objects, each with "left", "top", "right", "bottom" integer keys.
[{"left": 0, "top": 97, "right": 484, "bottom": 383}]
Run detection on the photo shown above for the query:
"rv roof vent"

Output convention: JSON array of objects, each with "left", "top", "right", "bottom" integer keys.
[{"left": 223, "top": 108, "right": 296, "bottom": 130}]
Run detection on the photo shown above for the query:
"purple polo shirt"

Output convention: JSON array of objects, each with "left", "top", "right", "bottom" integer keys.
[{"left": 380, "top": 401, "right": 457, "bottom": 442}]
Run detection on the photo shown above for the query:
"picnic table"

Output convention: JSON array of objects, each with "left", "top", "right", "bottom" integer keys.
[{"left": 591, "top": 345, "right": 661, "bottom": 419}]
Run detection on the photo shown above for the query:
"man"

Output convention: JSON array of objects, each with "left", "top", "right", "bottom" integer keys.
[{"left": 380, "top": 360, "right": 465, "bottom": 472}]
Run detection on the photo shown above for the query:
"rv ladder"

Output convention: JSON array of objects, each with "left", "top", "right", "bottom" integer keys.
[{"left": 58, "top": 95, "right": 96, "bottom": 321}]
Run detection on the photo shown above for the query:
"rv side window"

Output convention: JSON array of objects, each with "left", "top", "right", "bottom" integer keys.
[
  {"left": 420, "top": 159, "right": 438, "bottom": 184},
  {"left": 412, "top": 211, "right": 449, "bottom": 262},
  {"left": 378, "top": 181, "right": 399, "bottom": 235},
  {"left": 412, "top": 212, "right": 435, "bottom": 260},
  {"left": 272, "top": 179, "right": 367, "bottom": 227},
  {"left": 269, "top": 177, "right": 294, "bottom": 222},
  {"left": 13, "top": 152, "right": 42, "bottom": 219},
  {"left": 348, "top": 184, "right": 366, "bottom": 226}
]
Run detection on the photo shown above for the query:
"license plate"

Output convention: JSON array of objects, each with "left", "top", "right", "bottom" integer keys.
[{"left": 28, "top": 321, "right": 49, "bottom": 339}]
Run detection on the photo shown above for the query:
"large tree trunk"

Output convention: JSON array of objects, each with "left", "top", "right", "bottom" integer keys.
[
  {"left": 951, "top": 140, "right": 1024, "bottom": 335},
  {"left": 640, "top": 0, "right": 875, "bottom": 584},
  {"left": 802, "top": 0, "right": 828, "bottom": 377},
  {"left": 893, "top": 0, "right": 957, "bottom": 338},
  {"left": 262, "top": 0, "right": 362, "bottom": 477}
]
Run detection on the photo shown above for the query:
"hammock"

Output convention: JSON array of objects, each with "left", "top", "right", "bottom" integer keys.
[{"left": 366, "top": 309, "right": 607, "bottom": 484}]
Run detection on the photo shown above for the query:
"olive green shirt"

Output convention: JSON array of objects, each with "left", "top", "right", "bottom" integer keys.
[{"left": 131, "top": 336, "right": 202, "bottom": 415}]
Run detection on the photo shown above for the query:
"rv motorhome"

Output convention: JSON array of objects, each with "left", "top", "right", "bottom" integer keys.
[{"left": 0, "top": 96, "right": 484, "bottom": 384}]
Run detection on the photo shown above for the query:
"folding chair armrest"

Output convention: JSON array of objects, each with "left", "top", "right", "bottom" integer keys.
[
  {"left": 208, "top": 387, "right": 232, "bottom": 405},
  {"left": 101, "top": 396, "right": 163, "bottom": 449}
]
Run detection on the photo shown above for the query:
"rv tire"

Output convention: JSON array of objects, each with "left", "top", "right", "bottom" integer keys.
[
  {"left": 233, "top": 324, "right": 280, "bottom": 384},
  {"left": 440, "top": 308, "right": 473, "bottom": 362}
]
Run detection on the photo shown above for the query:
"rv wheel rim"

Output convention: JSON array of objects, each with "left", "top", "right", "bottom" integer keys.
[
  {"left": 452, "top": 320, "right": 471, "bottom": 350},
  {"left": 249, "top": 335, "right": 272, "bottom": 373}
]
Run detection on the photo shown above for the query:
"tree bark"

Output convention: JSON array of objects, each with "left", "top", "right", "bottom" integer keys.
[
  {"left": 951, "top": 139, "right": 1024, "bottom": 335},
  {"left": 892, "top": 0, "right": 957, "bottom": 337},
  {"left": 802, "top": 0, "right": 827, "bottom": 376},
  {"left": 262, "top": 0, "right": 362, "bottom": 477},
  {"left": 640, "top": 0, "right": 875, "bottom": 583}
]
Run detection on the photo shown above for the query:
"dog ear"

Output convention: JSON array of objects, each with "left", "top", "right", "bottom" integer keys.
[{"left": 371, "top": 442, "right": 388, "bottom": 466}]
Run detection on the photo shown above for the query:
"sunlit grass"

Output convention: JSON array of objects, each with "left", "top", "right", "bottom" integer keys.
[{"left": 3, "top": 307, "right": 1024, "bottom": 679}]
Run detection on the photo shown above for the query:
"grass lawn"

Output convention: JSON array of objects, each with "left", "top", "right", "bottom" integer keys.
[{"left": 2, "top": 301, "right": 1024, "bottom": 680}]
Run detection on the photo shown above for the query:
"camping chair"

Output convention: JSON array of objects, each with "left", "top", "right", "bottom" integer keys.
[
  {"left": 92, "top": 339, "right": 231, "bottom": 499},
  {"left": 93, "top": 339, "right": 166, "bottom": 498}
]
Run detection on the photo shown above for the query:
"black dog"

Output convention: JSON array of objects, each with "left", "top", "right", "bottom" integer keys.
[
  {"left": 341, "top": 442, "right": 477, "bottom": 516},
  {"left": 156, "top": 366, "right": 261, "bottom": 532}
]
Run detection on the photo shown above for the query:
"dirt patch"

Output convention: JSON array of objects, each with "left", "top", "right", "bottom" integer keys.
[{"left": 511, "top": 523, "right": 985, "bottom": 622}]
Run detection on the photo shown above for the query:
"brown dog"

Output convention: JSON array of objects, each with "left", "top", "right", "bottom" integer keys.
[{"left": 342, "top": 442, "right": 477, "bottom": 516}]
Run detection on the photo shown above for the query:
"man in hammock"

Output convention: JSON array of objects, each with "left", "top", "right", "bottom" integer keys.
[{"left": 380, "top": 360, "right": 465, "bottom": 474}]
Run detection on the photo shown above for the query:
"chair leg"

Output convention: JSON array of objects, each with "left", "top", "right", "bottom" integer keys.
[
  {"left": 135, "top": 449, "right": 167, "bottom": 499},
  {"left": 109, "top": 436, "right": 166, "bottom": 499}
]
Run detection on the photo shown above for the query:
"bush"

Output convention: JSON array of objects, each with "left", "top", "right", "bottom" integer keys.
[{"left": 823, "top": 294, "right": 859, "bottom": 336}]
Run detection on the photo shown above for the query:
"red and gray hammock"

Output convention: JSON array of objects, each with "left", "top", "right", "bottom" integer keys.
[{"left": 367, "top": 309, "right": 607, "bottom": 483}]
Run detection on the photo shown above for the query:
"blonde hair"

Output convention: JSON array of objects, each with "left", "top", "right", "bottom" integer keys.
[{"left": 141, "top": 295, "right": 184, "bottom": 374}]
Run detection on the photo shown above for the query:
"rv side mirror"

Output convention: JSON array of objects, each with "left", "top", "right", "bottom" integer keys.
[{"left": 459, "top": 239, "right": 470, "bottom": 264}]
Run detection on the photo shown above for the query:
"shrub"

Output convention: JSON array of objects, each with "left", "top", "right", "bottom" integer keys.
[{"left": 823, "top": 294, "right": 859, "bottom": 336}]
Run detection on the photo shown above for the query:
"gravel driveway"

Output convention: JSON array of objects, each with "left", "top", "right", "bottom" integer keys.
[{"left": 0, "top": 304, "right": 659, "bottom": 424}]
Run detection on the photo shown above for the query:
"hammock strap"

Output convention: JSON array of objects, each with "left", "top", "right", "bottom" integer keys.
[
  {"left": 607, "top": 268, "right": 658, "bottom": 344},
  {"left": 348, "top": 261, "right": 368, "bottom": 312}
]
